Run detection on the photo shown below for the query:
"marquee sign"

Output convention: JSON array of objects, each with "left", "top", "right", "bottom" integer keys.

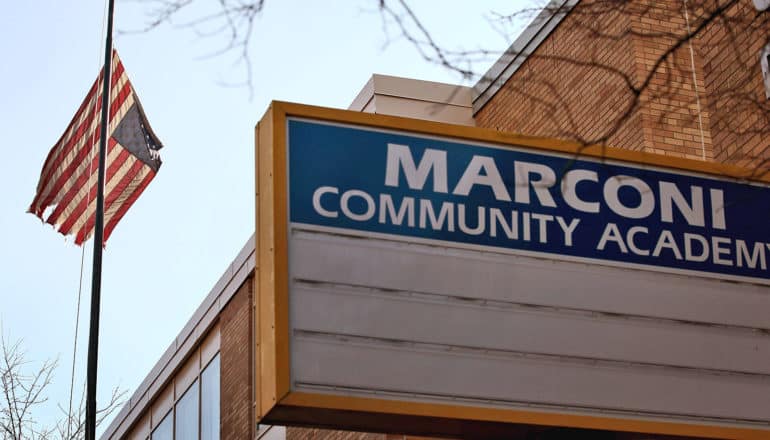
[{"left": 255, "top": 102, "right": 770, "bottom": 440}]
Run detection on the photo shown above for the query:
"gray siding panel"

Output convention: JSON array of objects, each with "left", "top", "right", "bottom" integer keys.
[
  {"left": 292, "top": 283, "right": 770, "bottom": 375},
  {"left": 290, "top": 228, "right": 770, "bottom": 328},
  {"left": 291, "top": 335, "right": 770, "bottom": 423}
]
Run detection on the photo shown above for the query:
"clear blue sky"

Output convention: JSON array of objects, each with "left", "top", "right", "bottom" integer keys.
[{"left": 0, "top": 0, "right": 530, "bottom": 434}]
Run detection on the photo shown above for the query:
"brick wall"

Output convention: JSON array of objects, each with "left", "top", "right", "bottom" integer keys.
[
  {"left": 475, "top": 0, "right": 768, "bottom": 166},
  {"left": 631, "top": 0, "right": 714, "bottom": 160},
  {"left": 698, "top": 0, "right": 770, "bottom": 168},
  {"left": 475, "top": 0, "right": 645, "bottom": 150},
  {"left": 220, "top": 276, "right": 253, "bottom": 440}
]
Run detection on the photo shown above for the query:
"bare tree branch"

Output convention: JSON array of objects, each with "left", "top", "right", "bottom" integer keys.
[
  {"left": 131, "top": 0, "right": 769, "bottom": 172},
  {"left": 122, "top": 0, "right": 265, "bottom": 97},
  {"left": 0, "top": 333, "right": 56, "bottom": 440},
  {"left": 0, "top": 334, "right": 125, "bottom": 440}
]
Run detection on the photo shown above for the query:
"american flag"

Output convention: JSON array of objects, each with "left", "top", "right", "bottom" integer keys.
[{"left": 28, "top": 50, "right": 162, "bottom": 246}]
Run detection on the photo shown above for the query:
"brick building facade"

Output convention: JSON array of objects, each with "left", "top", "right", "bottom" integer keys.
[
  {"left": 474, "top": 0, "right": 769, "bottom": 165},
  {"left": 101, "top": 0, "right": 770, "bottom": 439}
]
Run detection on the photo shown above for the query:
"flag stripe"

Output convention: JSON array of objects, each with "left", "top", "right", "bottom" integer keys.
[
  {"left": 31, "top": 99, "right": 101, "bottom": 215},
  {"left": 64, "top": 142, "right": 143, "bottom": 239},
  {"left": 101, "top": 161, "right": 151, "bottom": 238},
  {"left": 39, "top": 92, "right": 135, "bottom": 225},
  {"left": 75, "top": 160, "right": 152, "bottom": 245},
  {"left": 35, "top": 64, "right": 109, "bottom": 189},
  {"left": 40, "top": 59, "right": 123, "bottom": 182},
  {"left": 104, "top": 160, "right": 147, "bottom": 221},
  {"left": 32, "top": 59, "right": 126, "bottom": 209},
  {"left": 47, "top": 97, "right": 133, "bottom": 222},
  {"left": 34, "top": 78, "right": 101, "bottom": 192},
  {"left": 100, "top": 168, "right": 155, "bottom": 245},
  {"left": 45, "top": 141, "right": 129, "bottom": 228},
  {"left": 55, "top": 140, "right": 131, "bottom": 235},
  {"left": 37, "top": 54, "right": 122, "bottom": 180},
  {"left": 31, "top": 74, "right": 131, "bottom": 216}
]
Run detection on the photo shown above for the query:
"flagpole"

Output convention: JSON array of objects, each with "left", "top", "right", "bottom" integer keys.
[{"left": 85, "top": 0, "right": 115, "bottom": 438}]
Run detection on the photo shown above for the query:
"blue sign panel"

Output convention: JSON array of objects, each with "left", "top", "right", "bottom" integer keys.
[{"left": 288, "top": 118, "right": 770, "bottom": 284}]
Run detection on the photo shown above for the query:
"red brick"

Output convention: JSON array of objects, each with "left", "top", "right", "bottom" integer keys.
[{"left": 220, "top": 277, "right": 253, "bottom": 440}]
